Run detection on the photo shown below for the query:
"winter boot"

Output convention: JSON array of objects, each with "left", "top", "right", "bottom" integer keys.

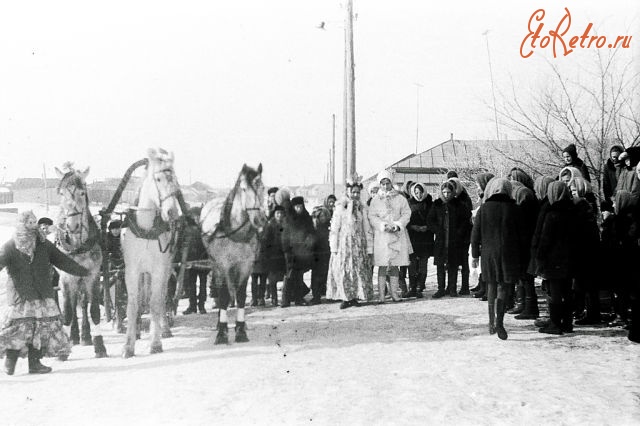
[
  {"left": 27, "top": 346, "right": 52, "bottom": 374},
  {"left": 416, "top": 273, "right": 426, "bottom": 298},
  {"left": 432, "top": 266, "right": 446, "bottom": 299},
  {"left": 447, "top": 266, "right": 458, "bottom": 297},
  {"left": 388, "top": 276, "right": 402, "bottom": 302},
  {"left": 378, "top": 274, "right": 387, "bottom": 303},
  {"left": 495, "top": 299, "right": 508, "bottom": 340},
  {"left": 459, "top": 264, "right": 470, "bottom": 295},
  {"left": 405, "top": 274, "right": 418, "bottom": 298},
  {"left": 507, "top": 282, "right": 524, "bottom": 314},
  {"left": 488, "top": 300, "right": 496, "bottom": 335},
  {"left": 515, "top": 279, "right": 539, "bottom": 319},
  {"left": 399, "top": 267, "right": 409, "bottom": 298},
  {"left": 235, "top": 321, "right": 249, "bottom": 343},
  {"left": 4, "top": 349, "right": 19, "bottom": 375},
  {"left": 539, "top": 303, "right": 563, "bottom": 335},
  {"left": 215, "top": 322, "right": 229, "bottom": 345}
]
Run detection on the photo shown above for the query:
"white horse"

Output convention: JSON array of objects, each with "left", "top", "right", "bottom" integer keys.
[
  {"left": 121, "top": 148, "right": 181, "bottom": 358},
  {"left": 55, "top": 164, "right": 107, "bottom": 358}
]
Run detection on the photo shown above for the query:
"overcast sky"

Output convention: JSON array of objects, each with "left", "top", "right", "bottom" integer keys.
[{"left": 0, "top": 0, "right": 638, "bottom": 187}]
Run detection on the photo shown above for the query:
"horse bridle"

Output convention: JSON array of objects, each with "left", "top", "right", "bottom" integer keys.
[
  {"left": 153, "top": 168, "right": 180, "bottom": 207},
  {"left": 58, "top": 180, "right": 91, "bottom": 247},
  {"left": 206, "top": 184, "right": 263, "bottom": 240}
]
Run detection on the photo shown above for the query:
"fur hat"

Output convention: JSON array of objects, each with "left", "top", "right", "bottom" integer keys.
[
  {"left": 291, "top": 196, "right": 305, "bottom": 206},
  {"left": 377, "top": 170, "right": 393, "bottom": 184},
  {"left": 37, "top": 217, "right": 53, "bottom": 226},
  {"left": 108, "top": 219, "right": 122, "bottom": 230},
  {"left": 273, "top": 205, "right": 285, "bottom": 212},
  {"left": 446, "top": 170, "right": 458, "bottom": 179},
  {"left": 267, "top": 187, "right": 279, "bottom": 195}
]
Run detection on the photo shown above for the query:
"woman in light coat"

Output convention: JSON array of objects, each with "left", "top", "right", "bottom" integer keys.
[
  {"left": 326, "top": 180, "right": 374, "bottom": 309},
  {"left": 368, "top": 170, "right": 413, "bottom": 302}
]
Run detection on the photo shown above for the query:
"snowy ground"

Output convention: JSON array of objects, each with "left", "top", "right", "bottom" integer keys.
[{"left": 0, "top": 208, "right": 638, "bottom": 425}]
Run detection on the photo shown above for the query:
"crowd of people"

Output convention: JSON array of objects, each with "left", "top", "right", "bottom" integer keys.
[
  {"left": 0, "top": 143, "right": 638, "bottom": 376},
  {"left": 252, "top": 143, "right": 639, "bottom": 344}
]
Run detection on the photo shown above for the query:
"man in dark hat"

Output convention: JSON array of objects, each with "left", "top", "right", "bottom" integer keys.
[
  {"left": 267, "top": 187, "right": 279, "bottom": 219},
  {"left": 280, "top": 196, "right": 315, "bottom": 307},
  {"left": 37, "top": 217, "right": 54, "bottom": 239},
  {"left": 603, "top": 145, "right": 624, "bottom": 201},
  {"left": 561, "top": 143, "right": 591, "bottom": 182}
]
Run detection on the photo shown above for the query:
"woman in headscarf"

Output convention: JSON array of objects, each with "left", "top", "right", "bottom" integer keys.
[
  {"left": 405, "top": 182, "right": 434, "bottom": 298},
  {"left": 536, "top": 182, "right": 577, "bottom": 334},
  {"left": 326, "top": 179, "right": 374, "bottom": 309},
  {"left": 368, "top": 170, "right": 412, "bottom": 303},
  {"left": 427, "top": 181, "right": 472, "bottom": 298},
  {"left": 615, "top": 147, "right": 640, "bottom": 200},
  {"left": 569, "top": 177, "right": 602, "bottom": 326},
  {"left": 561, "top": 143, "right": 591, "bottom": 182},
  {"left": 310, "top": 204, "right": 332, "bottom": 305},
  {"left": 367, "top": 182, "right": 380, "bottom": 207},
  {"left": 447, "top": 177, "right": 473, "bottom": 295},
  {"left": 470, "top": 172, "right": 494, "bottom": 300},
  {"left": 507, "top": 175, "right": 539, "bottom": 319},
  {"left": 0, "top": 211, "right": 89, "bottom": 375},
  {"left": 471, "top": 178, "right": 524, "bottom": 340},
  {"left": 528, "top": 176, "right": 557, "bottom": 328}
]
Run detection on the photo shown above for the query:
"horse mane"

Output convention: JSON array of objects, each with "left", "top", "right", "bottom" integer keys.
[{"left": 219, "top": 165, "right": 260, "bottom": 230}]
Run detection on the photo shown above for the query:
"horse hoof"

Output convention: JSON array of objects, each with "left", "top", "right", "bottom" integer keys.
[
  {"left": 95, "top": 351, "right": 108, "bottom": 359},
  {"left": 136, "top": 333, "right": 141, "bottom": 340},
  {"left": 214, "top": 323, "right": 229, "bottom": 345},
  {"left": 57, "top": 354, "right": 69, "bottom": 362},
  {"left": 71, "top": 338, "right": 80, "bottom": 346},
  {"left": 162, "top": 330, "right": 173, "bottom": 339},
  {"left": 122, "top": 348, "right": 135, "bottom": 359},
  {"left": 235, "top": 321, "right": 249, "bottom": 343},
  {"left": 81, "top": 339, "right": 93, "bottom": 346},
  {"left": 150, "top": 344, "right": 163, "bottom": 354}
]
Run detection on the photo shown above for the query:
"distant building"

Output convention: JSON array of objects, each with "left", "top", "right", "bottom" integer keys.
[{"left": 0, "top": 186, "right": 13, "bottom": 204}]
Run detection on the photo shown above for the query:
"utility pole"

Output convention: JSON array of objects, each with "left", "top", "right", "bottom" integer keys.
[
  {"left": 483, "top": 30, "right": 500, "bottom": 140},
  {"left": 414, "top": 83, "right": 423, "bottom": 154},
  {"left": 345, "top": 0, "right": 356, "bottom": 180},
  {"left": 331, "top": 114, "right": 336, "bottom": 194}
]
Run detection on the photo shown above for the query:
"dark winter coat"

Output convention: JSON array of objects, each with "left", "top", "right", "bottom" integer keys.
[
  {"left": 572, "top": 198, "right": 601, "bottom": 279},
  {"left": 426, "top": 197, "right": 471, "bottom": 266},
  {"left": 513, "top": 184, "right": 539, "bottom": 270},
  {"left": 527, "top": 198, "right": 549, "bottom": 276},
  {"left": 407, "top": 195, "right": 435, "bottom": 257},
  {"left": 262, "top": 217, "right": 286, "bottom": 274},
  {"left": 0, "top": 239, "right": 88, "bottom": 304},
  {"left": 281, "top": 209, "right": 317, "bottom": 272},
  {"left": 471, "top": 193, "right": 525, "bottom": 284},
  {"left": 535, "top": 198, "right": 577, "bottom": 280},
  {"left": 602, "top": 158, "right": 622, "bottom": 201}
]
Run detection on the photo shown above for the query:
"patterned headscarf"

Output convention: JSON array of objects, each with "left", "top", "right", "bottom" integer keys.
[{"left": 14, "top": 210, "right": 41, "bottom": 261}]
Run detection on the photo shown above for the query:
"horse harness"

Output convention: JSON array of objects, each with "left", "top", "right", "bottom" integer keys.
[{"left": 124, "top": 209, "right": 178, "bottom": 254}]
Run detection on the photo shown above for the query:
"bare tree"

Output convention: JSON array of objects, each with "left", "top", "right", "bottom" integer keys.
[{"left": 493, "top": 49, "right": 640, "bottom": 195}]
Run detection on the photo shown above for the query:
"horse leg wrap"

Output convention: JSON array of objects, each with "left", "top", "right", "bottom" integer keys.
[
  {"left": 235, "top": 321, "right": 249, "bottom": 343},
  {"left": 215, "top": 322, "right": 229, "bottom": 345},
  {"left": 70, "top": 320, "right": 80, "bottom": 345},
  {"left": 93, "top": 336, "right": 108, "bottom": 358}
]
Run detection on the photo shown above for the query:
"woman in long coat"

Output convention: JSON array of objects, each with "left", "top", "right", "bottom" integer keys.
[
  {"left": 0, "top": 211, "right": 88, "bottom": 375},
  {"left": 470, "top": 172, "right": 495, "bottom": 300},
  {"left": 262, "top": 205, "right": 286, "bottom": 307},
  {"left": 368, "top": 170, "right": 412, "bottom": 303},
  {"left": 326, "top": 181, "right": 373, "bottom": 309},
  {"left": 471, "top": 178, "right": 524, "bottom": 340},
  {"left": 406, "top": 182, "right": 434, "bottom": 298},
  {"left": 535, "top": 182, "right": 577, "bottom": 335},
  {"left": 427, "top": 181, "right": 472, "bottom": 298},
  {"left": 448, "top": 177, "right": 473, "bottom": 294}
]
